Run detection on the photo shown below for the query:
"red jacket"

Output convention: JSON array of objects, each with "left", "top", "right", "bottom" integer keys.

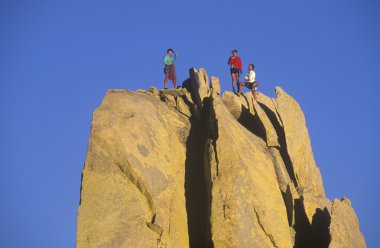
[{"left": 228, "top": 56, "right": 242, "bottom": 72}]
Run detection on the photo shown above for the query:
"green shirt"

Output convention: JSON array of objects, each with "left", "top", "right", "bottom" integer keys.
[{"left": 163, "top": 54, "right": 176, "bottom": 65}]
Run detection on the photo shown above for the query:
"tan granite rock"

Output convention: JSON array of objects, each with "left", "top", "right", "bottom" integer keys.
[
  {"left": 329, "top": 198, "right": 366, "bottom": 248},
  {"left": 77, "top": 90, "right": 190, "bottom": 248},
  {"left": 252, "top": 99, "right": 280, "bottom": 147},
  {"left": 273, "top": 87, "right": 325, "bottom": 197},
  {"left": 222, "top": 91, "right": 255, "bottom": 119},
  {"left": 210, "top": 76, "right": 221, "bottom": 95},
  {"left": 209, "top": 90, "right": 293, "bottom": 248},
  {"left": 77, "top": 68, "right": 366, "bottom": 248}
]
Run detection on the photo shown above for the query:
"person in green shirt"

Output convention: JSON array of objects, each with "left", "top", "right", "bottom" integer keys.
[{"left": 163, "top": 48, "right": 177, "bottom": 89}]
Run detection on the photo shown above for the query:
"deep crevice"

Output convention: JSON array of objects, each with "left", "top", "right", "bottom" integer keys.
[
  {"left": 293, "top": 197, "right": 331, "bottom": 248},
  {"left": 232, "top": 97, "right": 298, "bottom": 229},
  {"left": 205, "top": 97, "right": 219, "bottom": 178},
  {"left": 231, "top": 97, "right": 297, "bottom": 229},
  {"left": 184, "top": 92, "right": 214, "bottom": 248},
  {"left": 294, "top": 197, "right": 314, "bottom": 248},
  {"left": 258, "top": 102, "right": 298, "bottom": 187},
  {"left": 311, "top": 207, "right": 331, "bottom": 248},
  {"left": 282, "top": 184, "right": 294, "bottom": 227},
  {"left": 237, "top": 104, "right": 266, "bottom": 141}
]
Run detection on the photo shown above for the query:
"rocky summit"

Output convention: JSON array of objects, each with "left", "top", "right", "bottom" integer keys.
[{"left": 76, "top": 68, "right": 366, "bottom": 248}]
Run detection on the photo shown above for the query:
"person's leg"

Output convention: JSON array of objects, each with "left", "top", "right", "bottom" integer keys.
[
  {"left": 164, "top": 73, "right": 169, "bottom": 89},
  {"left": 168, "top": 65, "right": 177, "bottom": 88},
  {"left": 252, "top": 90, "right": 257, "bottom": 101},
  {"left": 236, "top": 72, "right": 240, "bottom": 87},
  {"left": 238, "top": 82, "right": 245, "bottom": 96},
  {"left": 231, "top": 73, "right": 236, "bottom": 91},
  {"left": 253, "top": 81, "right": 258, "bottom": 101}
]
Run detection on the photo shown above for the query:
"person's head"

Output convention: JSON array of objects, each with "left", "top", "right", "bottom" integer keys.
[
  {"left": 232, "top": 49, "right": 238, "bottom": 56},
  {"left": 249, "top": 64, "right": 255, "bottom": 71},
  {"left": 167, "top": 48, "right": 174, "bottom": 55}
]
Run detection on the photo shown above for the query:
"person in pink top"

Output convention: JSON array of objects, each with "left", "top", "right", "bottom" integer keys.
[{"left": 227, "top": 49, "right": 243, "bottom": 92}]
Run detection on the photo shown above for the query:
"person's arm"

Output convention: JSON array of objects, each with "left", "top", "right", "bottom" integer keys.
[
  {"left": 170, "top": 55, "right": 176, "bottom": 63},
  {"left": 237, "top": 57, "right": 242, "bottom": 72},
  {"left": 227, "top": 56, "right": 231, "bottom": 65}
]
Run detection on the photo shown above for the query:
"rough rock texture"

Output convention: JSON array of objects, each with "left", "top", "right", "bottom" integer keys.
[
  {"left": 210, "top": 76, "right": 221, "bottom": 95},
  {"left": 209, "top": 91, "right": 292, "bottom": 248},
  {"left": 252, "top": 99, "right": 280, "bottom": 148},
  {"left": 329, "top": 198, "right": 366, "bottom": 248},
  {"left": 77, "top": 90, "right": 191, "bottom": 248},
  {"left": 77, "top": 68, "right": 366, "bottom": 248},
  {"left": 273, "top": 87, "right": 325, "bottom": 198}
]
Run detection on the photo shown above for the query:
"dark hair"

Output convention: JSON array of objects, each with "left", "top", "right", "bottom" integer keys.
[
  {"left": 167, "top": 48, "right": 174, "bottom": 53},
  {"left": 232, "top": 49, "right": 238, "bottom": 54},
  {"left": 249, "top": 63, "right": 255, "bottom": 69}
]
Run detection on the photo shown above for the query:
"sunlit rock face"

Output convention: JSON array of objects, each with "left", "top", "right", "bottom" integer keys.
[{"left": 76, "top": 68, "right": 365, "bottom": 248}]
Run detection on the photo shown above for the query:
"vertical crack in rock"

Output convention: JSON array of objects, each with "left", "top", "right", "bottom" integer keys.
[
  {"left": 233, "top": 96, "right": 298, "bottom": 229},
  {"left": 202, "top": 96, "right": 216, "bottom": 248},
  {"left": 311, "top": 207, "right": 331, "bottom": 248},
  {"left": 257, "top": 99, "right": 302, "bottom": 241},
  {"left": 115, "top": 159, "right": 163, "bottom": 240},
  {"left": 77, "top": 73, "right": 366, "bottom": 247},
  {"left": 206, "top": 96, "right": 219, "bottom": 178},
  {"left": 251, "top": 205, "right": 279, "bottom": 248},
  {"left": 294, "top": 197, "right": 314, "bottom": 248},
  {"left": 258, "top": 101, "right": 298, "bottom": 187},
  {"left": 184, "top": 112, "right": 209, "bottom": 248},
  {"left": 237, "top": 101, "right": 267, "bottom": 141},
  {"left": 259, "top": 99, "right": 333, "bottom": 247},
  {"left": 184, "top": 87, "right": 214, "bottom": 248},
  {"left": 281, "top": 185, "right": 294, "bottom": 227}
]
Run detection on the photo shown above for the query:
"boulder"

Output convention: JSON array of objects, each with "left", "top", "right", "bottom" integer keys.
[
  {"left": 222, "top": 91, "right": 255, "bottom": 119},
  {"left": 77, "top": 90, "right": 190, "bottom": 248}
]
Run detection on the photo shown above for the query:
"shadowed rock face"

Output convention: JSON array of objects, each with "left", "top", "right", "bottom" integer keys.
[{"left": 77, "top": 69, "right": 366, "bottom": 248}]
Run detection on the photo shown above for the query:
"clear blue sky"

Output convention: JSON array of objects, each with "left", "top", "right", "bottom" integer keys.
[{"left": 1, "top": 1, "right": 379, "bottom": 247}]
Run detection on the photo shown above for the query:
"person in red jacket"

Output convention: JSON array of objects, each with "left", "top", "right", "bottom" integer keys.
[{"left": 227, "top": 49, "right": 242, "bottom": 92}]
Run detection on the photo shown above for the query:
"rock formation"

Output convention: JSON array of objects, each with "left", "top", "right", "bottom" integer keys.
[{"left": 76, "top": 68, "right": 366, "bottom": 248}]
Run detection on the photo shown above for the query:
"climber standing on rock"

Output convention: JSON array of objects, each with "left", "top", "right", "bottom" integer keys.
[
  {"left": 237, "top": 63, "right": 259, "bottom": 101},
  {"left": 163, "top": 48, "right": 177, "bottom": 89},
  {"left": 227, "top": 49, "right": 242, "bottom": 92}
]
